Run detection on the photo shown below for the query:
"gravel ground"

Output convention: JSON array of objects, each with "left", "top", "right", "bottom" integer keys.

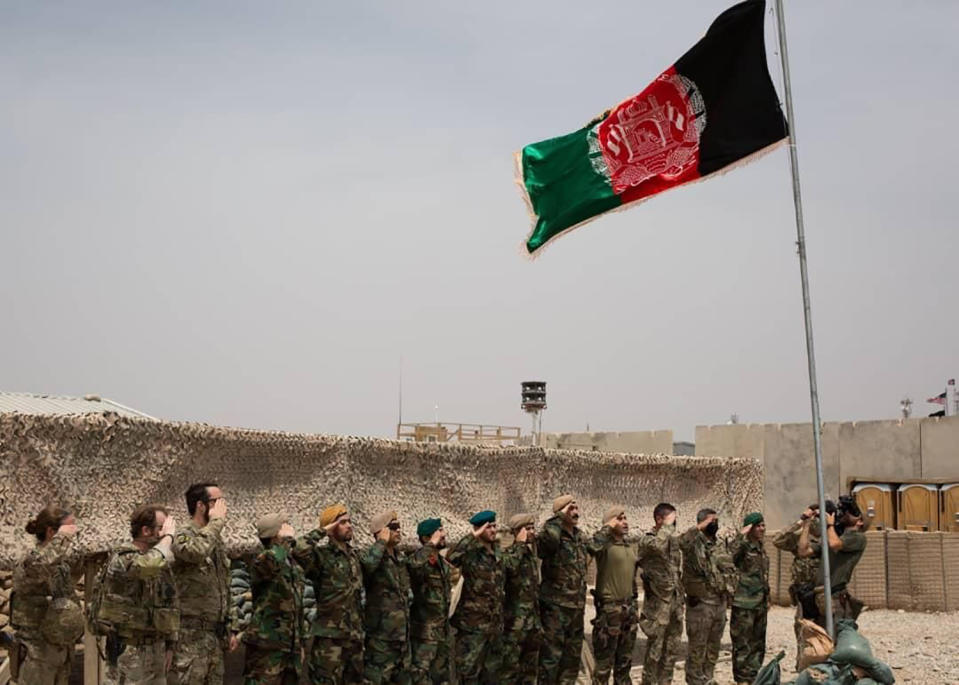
[{"left": 579, "top": 604, "right": 959, "bottom": 684}]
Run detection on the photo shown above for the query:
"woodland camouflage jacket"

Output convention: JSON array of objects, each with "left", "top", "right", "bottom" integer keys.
[
  {"left": 292, "top": 528, "right": 364, "bottom": 640},
  {"left": 244, "top": 541, "right": 305, "bottom": 651},
  {"left": 360, "top": 541, "right": 411, "bottom": 644},
  {"left": 408, "top": 543, "right": 451, "bottom": 642}
]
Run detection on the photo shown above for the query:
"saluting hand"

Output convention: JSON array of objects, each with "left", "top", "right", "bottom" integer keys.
[
  {"left": 740, "top": 524, "right": 753, "bottom": 536},
  {"left": 376, "top": 527, "right": 391, "bottom": 543},
  {"left": 472, "top": 523, "right": 489, "bottom": 539},
  {"left": 160, "top": 515, "right": 177, "bottom": 538},
  {"left": 209, "top": 498, "right": 227, "bottom": 520},
  {"left": 697, "top": 513, "right": 717, "bottom": 531},
  {"left": 58, "top": 523, "right": 78, "bottom": 539}
]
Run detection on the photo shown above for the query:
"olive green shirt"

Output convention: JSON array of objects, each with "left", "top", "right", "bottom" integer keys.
[
  {"left": 594, "top": 537, "right": 639, "bottom": 605},
  {"left": 811, "top": 529, "right": 866, "bottom": 591}
]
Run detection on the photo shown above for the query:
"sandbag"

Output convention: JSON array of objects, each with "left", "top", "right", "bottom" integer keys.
[
  {"left": 797, "top": 618, "right": 834, "bottom": 671},
  {"left": 830, "top": 620, "right": 894, "bottom": 685},
  {"left": 752, "top": 649, "right": 785, "bottom": 685}
]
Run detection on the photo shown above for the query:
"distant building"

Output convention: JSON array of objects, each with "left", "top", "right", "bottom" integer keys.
[{"left": 0, "top": 391, "right": 153, "bottom": 419}]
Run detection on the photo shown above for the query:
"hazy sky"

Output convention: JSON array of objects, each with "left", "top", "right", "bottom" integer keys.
[{"left": 2, "top": 1, "right": 956, "bottom": 442}]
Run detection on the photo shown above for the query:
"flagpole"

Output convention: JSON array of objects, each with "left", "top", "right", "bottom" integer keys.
[{"left": 773, "top": 0, "right": 834, "bottom": 638}]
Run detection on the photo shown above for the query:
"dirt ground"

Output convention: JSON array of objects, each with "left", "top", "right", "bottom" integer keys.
[{"left": 580, "top": 604, "right": 959, "bottom": 684}]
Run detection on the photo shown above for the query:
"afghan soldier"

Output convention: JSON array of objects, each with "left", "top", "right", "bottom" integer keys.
[
  {"left": 501, "top": 513, "right": 542, "bottom": 685},
  {"left": 590, "top": 507, "right": 639, "bottom": 685},
  {"left": 98, "top": 505, "right": 179, "bottom": 685},
  {"left": 729, "top": 512, "right": 770, "bottom": 685},
  {"left": 242, "top": 513, "right": 305, "bottom": 685},
  {"left": 679, "top": 508, "right": 736, "bottom": 685},
  {"left": 797, "top": 496, "right": 868, "bottom": 629},
  {"left": 292, "top": 504, "right": 365, "bottom": 685},
  {"left": 636, "top": 503, "right": 684, "bottom": 685},
  {"left": 538, "top": 494, "right": 590, "bottom": 685},
  {"left": 170, "top": 482, "right": 237, "bottom": 685},
  {"left": 447, "top": 510, "right": 504, "bottom": 685},
  {"left": 360, "top": 511, "right": 412, "bottom": 685},
  {"left": 408, "top": 518, "right": 452, "bottom": 685},
  {"left": 772, "top": 504, "right": 821, "bottom": 669},
  {"left": 10, "top": 506, "right": 82, "bottom": 685}
]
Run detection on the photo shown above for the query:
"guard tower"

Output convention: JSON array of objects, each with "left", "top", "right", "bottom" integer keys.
[{"left": 521, "top": 381, "right": 547, "bottom": 446}]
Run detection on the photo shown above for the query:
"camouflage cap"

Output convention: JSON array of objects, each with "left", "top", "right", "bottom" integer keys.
[
  {"left": 256, "top": 512, "right": 287, "bottom": 539},
  {"left": 553, "top": 494, "right": 574, "bottom": 513},
  {"left": 603, "top": 505, "right": 625, "bottom": 523},
  {"left": 508, "top": 513, "right": 535, "bottom": 531},
  {"left": 370, "top": 510, "right": 398, "bottom": 534}
]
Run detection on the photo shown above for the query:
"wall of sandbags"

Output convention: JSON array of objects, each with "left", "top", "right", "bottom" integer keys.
[{"left": 768, "top": 530, "right": 959, "bottom": 612}]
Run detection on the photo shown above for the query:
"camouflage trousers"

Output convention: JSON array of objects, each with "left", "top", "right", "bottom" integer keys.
[
  {"left": 410, "top": 636, "right": 451, "bottom": 684},
  {"left": 538, "top": 601, "right": 584, "bottom": 685},
  {"left": 169, "top": 628, "right": 224, "bottom": 685},
  {"left": 639, "top": 596, "right": 683, "bottom": 685},
  {"left": 500, "top": 624, "right": 542, "bottom": 685},
  {"left": 307, "top": 636, "right": 364, "bottom": 685},
  {"left": 684, "top": 598, "right": 726, "bottom": 685},
  {"left": 13, "top": 633, "right": 72, "bottom": 685},
  {"left": 591, "top": 600, "right": 638, "bottom": 685},
  {"left": 104, "top": 639, "right": 168, "bottom": 684},
  {"left": 364, "top": 636, "right": 411, "bottom": 685},
  {"left": 730, "top": 606, "right": 767, "bottom": 683},
  {"left": 453, "top": 626, "right": 502, "bottom": 685},
  {"left": 242, "top": 643, "right": 300, "bottom": 685}
]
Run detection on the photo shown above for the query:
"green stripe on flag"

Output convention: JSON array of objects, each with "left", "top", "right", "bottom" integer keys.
[{"left": 521, "top": 122, "right": 620, "bottom": 253}]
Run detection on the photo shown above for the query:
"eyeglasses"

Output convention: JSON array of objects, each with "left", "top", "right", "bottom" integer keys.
[{"left": 387, "top": 522, "right": 401, "bottom": 531}]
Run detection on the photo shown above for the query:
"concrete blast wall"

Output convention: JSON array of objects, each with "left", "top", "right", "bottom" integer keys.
[
  {"left": 539, "top": 430, "right": 673, "bottom": 455},
  {"left": 0, "top": 413, "right": 762, "bottom": 569},
  {"left": 696, "top": 415, "right": 959, "bottom": 528}
]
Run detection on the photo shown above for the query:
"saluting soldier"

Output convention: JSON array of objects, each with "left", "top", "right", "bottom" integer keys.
[
  {"left": 447, "top": 510, "right": 504, "bottom": 685},
  {"left": 170, "top": 482, "right": 237, "bottom": 685},
  {"left": 97, "top": 504, "right": 179, "bottom": 685},
  {"left": 292, "top": 504, "right": 365, "bottom": 685},
  {"left": 242, "top": 513, "right": 305, "bottom": 685},
  {"left": 729, "top": 512, "right": 770, "bottom": 685},
  {"left": 538, "top": 494, "right": 591, "bottom": 685},
  {"left": 500, "top": 513, "right": 542, "bottom": 685},
  {"left": 636, "top": 503, "right": 684, "bottom": 685},
  {"left": 361, "top": 511, "right": 412, "bottom": 685},
  {"left": 408, "top": 518, "right": 453, "bottom": 685}
]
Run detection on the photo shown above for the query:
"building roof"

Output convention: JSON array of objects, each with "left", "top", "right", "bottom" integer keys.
[{"left": 0, "top": 392, "right": 154, "bottom": 419}]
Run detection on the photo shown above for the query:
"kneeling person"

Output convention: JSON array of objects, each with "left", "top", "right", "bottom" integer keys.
[
  {"left": 97, "top": 505, "right": 179, "bottom": 685},
  {"left": 242, "top": 513, "right": 305, "bottom": 685}
]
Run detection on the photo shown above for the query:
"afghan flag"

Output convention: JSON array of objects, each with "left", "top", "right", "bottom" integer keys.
[{"left": 517, "top": 0, "right": 788, "bottom": 255}]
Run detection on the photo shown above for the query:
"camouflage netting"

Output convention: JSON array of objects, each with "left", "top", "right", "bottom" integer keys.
[{"left": 0, "top": 412, "right": 764, "bottom": 569}]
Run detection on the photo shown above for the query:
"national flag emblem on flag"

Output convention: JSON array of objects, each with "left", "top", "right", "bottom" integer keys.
[
  {"left": 927, "top": 392, "right": 946, "bottom": 405},
  {"left": 517, "top": 0, "right": 788, "bottom": 255}
]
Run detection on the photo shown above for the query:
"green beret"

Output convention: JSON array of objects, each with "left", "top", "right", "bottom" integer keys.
[
  {"left": 417, "top": 518, "right": 442, "bottom": 538},
  {"left": 469, "top": 510, "right": 496, "bottom": 526},
  {"left": 743, "top": 512, "right": 764, "bottom": 527}
]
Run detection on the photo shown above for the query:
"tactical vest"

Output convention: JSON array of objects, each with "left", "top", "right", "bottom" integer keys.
[{"left": 93, "top": 546, "right": 179, "bottom": 639}]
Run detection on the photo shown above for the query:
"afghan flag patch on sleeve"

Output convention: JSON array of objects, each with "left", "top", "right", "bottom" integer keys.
[{"left": 517, "top": 0, "right": 788, "bottom": 255}]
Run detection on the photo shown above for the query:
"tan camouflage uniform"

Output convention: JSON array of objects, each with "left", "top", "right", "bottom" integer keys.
[
  {"left": 98, "top": 541, "right": 179, "bottom": 685},
  {"left": 170, "top": 517, "right": 234, "bottom": 685},
  {"left": 10, "top": 534, "right": 77, "bottom": 685},
  {"left": 679, "top": 527, "right": 737, "bottom": 685},
  {"left": 637, "top": 526, "right": 684, "bottom": 685}
]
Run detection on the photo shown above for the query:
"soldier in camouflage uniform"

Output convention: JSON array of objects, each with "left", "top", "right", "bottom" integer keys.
[
  {"left": 97, "top": 505, "right": 179, "bottom": 685},
  {"left": 407, "top": 518, "right": 452, "bottom": 685},
  {"left": 636, "top": 503, "right": 684, "bottom": 685},
  {"left": 10, "top": 506, "right": 81, "bottom": 685},
  {"left": 589, "top": 507, "right": 639, "bottom": 685},
  {"left": 538, "top": 494, "right": 593, "bottom": 685},
  {"left": 292, "top": 504, "right": 365, "bottom": 685},
  {"left": 170, "top": 482, "right": 237, "bottom": 685},
  {"left": 679, "top": 508, "right": 737, "bottom": 685},
  {"left": 772, "top": 504, "right": 820, "bottom": 669},
  {"left": 501, "top": 513, "right": 542, "bottom": 685},
  {"left": 242, "top": 513, "right": 305, "bottom": 685},
  {"left": 729, "top": 512, "right": 769, "bottom": 685},
  {"left": 360, "top": 511, "right": 412, "bottom": 685},
  {"left": 447, "top": 509, "right": 504, "bottom": 685}
]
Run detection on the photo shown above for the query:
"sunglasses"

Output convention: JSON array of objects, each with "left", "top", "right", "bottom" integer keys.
[{"left": 387, "top": 522, "right": 401, "bottom": 531}]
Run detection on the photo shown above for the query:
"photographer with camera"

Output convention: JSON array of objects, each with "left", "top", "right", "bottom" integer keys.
[{"left": 797, "top": 495, "right": 867, "bottom": 629}]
